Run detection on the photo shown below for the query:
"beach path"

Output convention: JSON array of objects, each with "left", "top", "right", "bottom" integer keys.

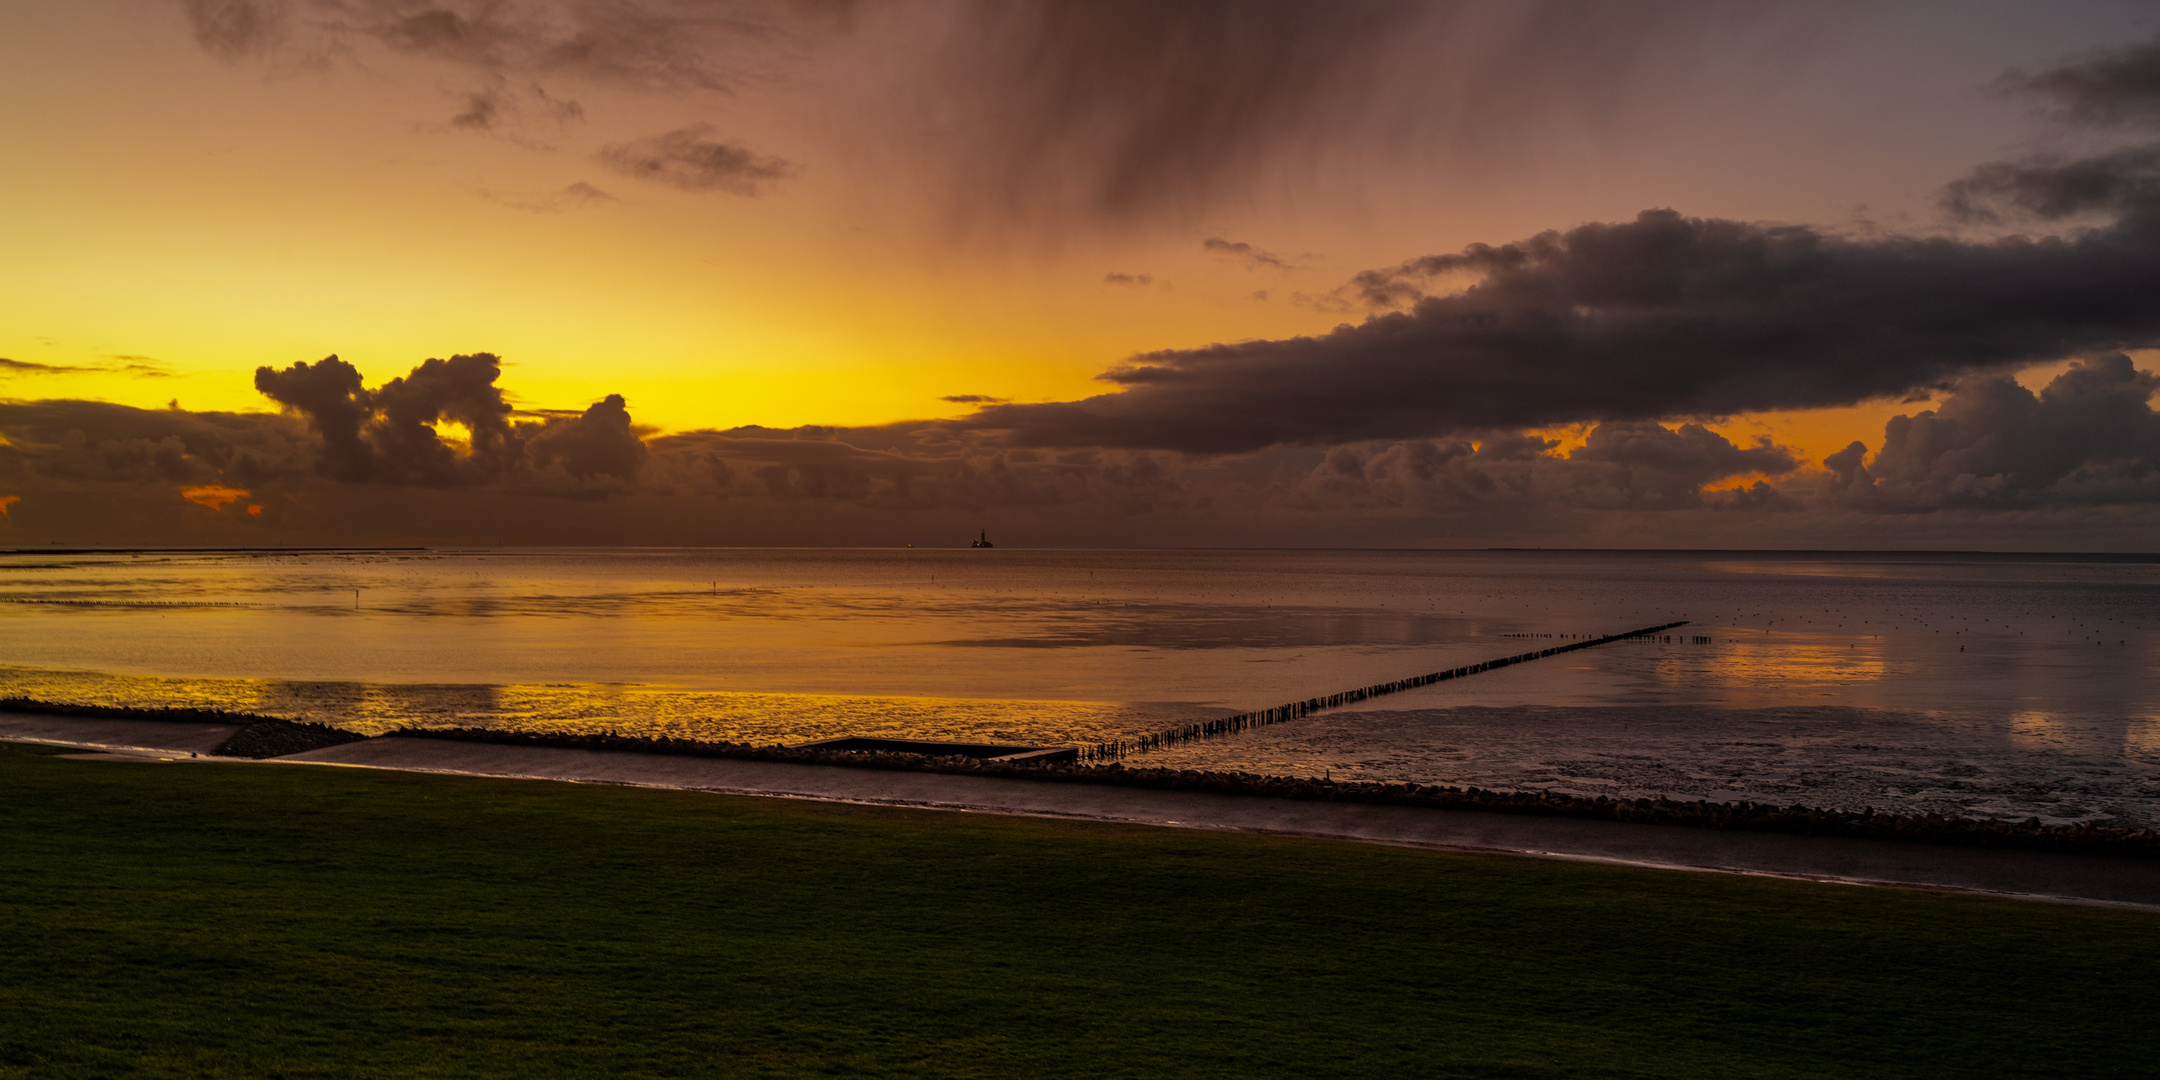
[{"left": 0, "top": 712, "right": 239, "bottom": 756}]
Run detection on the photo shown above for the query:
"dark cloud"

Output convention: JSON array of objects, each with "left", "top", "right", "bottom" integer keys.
[
  {"left": 253, "top": 355, "right": 373, "bottom": 481},
  {"left": 959, "top": 189, "right": 2160, "bottom": 455},
  {"left": 522, "top": 393, "right": 647, "bottom": 490},
  {"left": 2000, "top": 35, "right": 2160, "bottom": 129},
  {"left": 2, "top": 353, "right": 659, "bottom": 536},
  {"left": 1943, "top": 145, "right": 2160, "bottom": 224},
  {"left": 1828, "top": 355, "right": 2160, "bottom": 512},
  {"left": 1202, "top": 237, "right": 1293, "bottom": 270},
  {"left": 1948, "top": 36, "right": 2160, "bottom": 225},
  {"left": 366, "top": 352, "right": 520, "bottom": 482},
  {"left": 940, "top": 394, "right": 1007, "bottom": 404},
  {"left": 1101, "top": 272, "right": 1152, "bottom": 287},
  {"left": 598, "top": 124, "right": 795, "bottom": 194},
  {"left": 251, "top": 352, "right": 645, "bottom": 491}
]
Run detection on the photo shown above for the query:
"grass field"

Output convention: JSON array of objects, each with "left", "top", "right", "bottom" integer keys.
[{"left": 1, "top": 741, "right": 2155, "bottom": 1079}]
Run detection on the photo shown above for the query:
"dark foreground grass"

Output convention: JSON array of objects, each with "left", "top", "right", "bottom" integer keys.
[{"left": 1, "top": 742, "right": 2153, "bottom": 1080}]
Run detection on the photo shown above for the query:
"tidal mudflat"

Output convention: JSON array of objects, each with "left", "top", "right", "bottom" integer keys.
[{"left": 4, "top": 548, "right": 2156, "bottom": 827}]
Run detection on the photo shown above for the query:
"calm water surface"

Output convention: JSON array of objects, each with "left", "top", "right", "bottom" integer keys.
[{"left": 4, "top": 548, "right": 2156, "bottom": 822}]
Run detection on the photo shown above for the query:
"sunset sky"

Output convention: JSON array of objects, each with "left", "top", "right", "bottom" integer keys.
[{"left": 4, "top": 1, "right": 2159, "bottom": 548}]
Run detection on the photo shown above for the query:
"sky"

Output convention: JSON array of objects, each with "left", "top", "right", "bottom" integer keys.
[{"left": 3, "top": 0, "right": 2160, "bottom": 548}]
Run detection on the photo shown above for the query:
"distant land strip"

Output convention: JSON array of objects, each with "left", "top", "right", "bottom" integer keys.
[
  {"left": 1082, "top": 621, "right": 1690, "bottom": 762},
  {"left": 0, "top": 547, "right": 429, "bottom": 556}
]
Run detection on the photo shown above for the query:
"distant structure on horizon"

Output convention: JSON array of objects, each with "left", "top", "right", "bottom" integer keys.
[{"left": 971, "top": 529, "right": 994, "bottom": 549}]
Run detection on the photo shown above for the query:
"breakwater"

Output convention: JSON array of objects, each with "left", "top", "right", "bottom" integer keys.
[{"left": 1081, "top": 621, "right": 1690, "bottom": 762}]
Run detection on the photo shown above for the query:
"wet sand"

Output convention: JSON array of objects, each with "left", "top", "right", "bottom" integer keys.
[
  {"left": 6, "top": 710, "right": 2157, "bottom": 909},
  {"left": 1144, "top": 703, "right": 2160, "bottom": 828}
]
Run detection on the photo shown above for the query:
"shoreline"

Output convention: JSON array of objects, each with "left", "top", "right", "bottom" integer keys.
[
  {"left": 10, "top": 696, "right": 2151, "bottom": 859},
  {"left": 6, "top": 707, "right": 2159, "bottom": 909}
]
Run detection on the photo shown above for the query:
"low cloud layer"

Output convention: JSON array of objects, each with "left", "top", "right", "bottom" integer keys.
[{"left": 3, "top": 348, "right": 2155, "bottom": 546}]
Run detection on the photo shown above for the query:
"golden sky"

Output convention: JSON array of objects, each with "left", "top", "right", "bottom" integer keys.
[{"left": 4, "top": 2, "right": 2159, "bottom": 547}]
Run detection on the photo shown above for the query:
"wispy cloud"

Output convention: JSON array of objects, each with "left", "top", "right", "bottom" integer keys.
[
  {"left": 1202, "top": 237, "right": 1297, "bottom": 271},
  {"left": 179, "top": 0, "right": 855, "bottom": 138},
  {"left": 0, "top": 358, "right": 97, "bottom": 375},
  {"left": 1, "top": 356, "right": 171, "bottom": 377},
  {"left": 481, "top": 181, "right": 620, "bottom": 212},
  {"left": 598, "top": 125, "right": 795, "bottom": 195}
]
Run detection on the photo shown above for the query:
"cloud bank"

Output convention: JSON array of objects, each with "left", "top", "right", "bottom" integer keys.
[{"left": 949, "top": 192, "right": 2160, "bottom": 455}]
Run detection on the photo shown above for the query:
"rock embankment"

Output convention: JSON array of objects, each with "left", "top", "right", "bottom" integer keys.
[
  {"left": 215, "top": 718, "right": 368, "bottom": 758},
  {"left": 0, "top": 698, "right": 366, "bottom": 759},
  {"left": 396, "top": 727, "right": 2160, "bottom": 860}
]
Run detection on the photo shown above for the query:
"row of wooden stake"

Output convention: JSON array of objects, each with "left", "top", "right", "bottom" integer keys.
[{"left": 1080, "top": 620, "right": 1690, "bottom": 762}]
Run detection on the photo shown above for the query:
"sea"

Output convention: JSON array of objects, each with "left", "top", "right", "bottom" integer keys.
[{"left": 3, "top": 547, "right": 2157, "bottom": 826}]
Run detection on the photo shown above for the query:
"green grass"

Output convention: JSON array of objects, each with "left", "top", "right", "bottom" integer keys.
[{"left": 0, "top": 742, "right": 2154, "bottom": 1079}]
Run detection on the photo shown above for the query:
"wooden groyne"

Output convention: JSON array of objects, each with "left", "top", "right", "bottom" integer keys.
[{"left": 1081, "top": 621, "right": 1689, "bottom": 763}]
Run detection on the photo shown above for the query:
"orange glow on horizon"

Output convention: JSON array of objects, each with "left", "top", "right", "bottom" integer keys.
[{"left": 181, "top": 485, "right": 249, "bottom": 511}]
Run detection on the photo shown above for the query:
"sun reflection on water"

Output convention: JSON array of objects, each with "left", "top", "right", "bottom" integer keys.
[{"left": 0, "top": 664, "right": 1178, "bottom": 746}]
